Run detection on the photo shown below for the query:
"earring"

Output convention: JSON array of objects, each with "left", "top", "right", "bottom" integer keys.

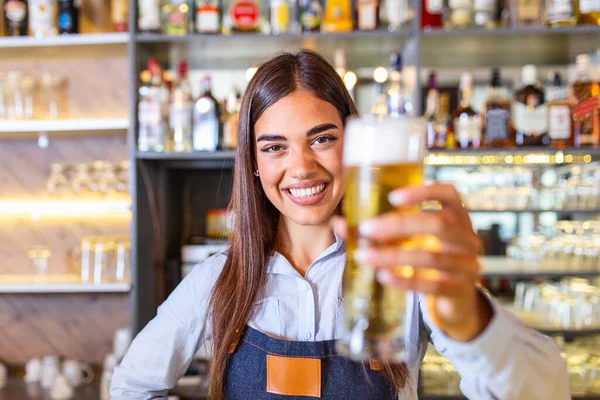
[{"left": 254, "top": 169, "right": 260, "bottom": 177}]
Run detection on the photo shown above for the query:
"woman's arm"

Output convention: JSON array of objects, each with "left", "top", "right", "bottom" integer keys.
[
  {"left": 110, "top": 254, "right": 225, "bottom": 399},
  {"left": 420, "top": 291, "right": 570, "bottom": 400}
]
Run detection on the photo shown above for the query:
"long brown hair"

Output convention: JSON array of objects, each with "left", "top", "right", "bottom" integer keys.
[{"left": 206, "top": 49, "right": 409, "bottom": 399}]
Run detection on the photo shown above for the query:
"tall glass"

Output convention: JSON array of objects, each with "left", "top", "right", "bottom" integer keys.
[{"left": 337, "top": 115, "right": 427, "bottom": 362}]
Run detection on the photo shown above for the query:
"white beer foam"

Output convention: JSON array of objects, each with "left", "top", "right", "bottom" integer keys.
[{"left": 344, "top": 115, "right": 426, "bottom": 166}]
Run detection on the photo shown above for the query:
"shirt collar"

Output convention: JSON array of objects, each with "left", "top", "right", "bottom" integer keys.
[{"left": 267, "top": 231, "right": 346, "bottom": 276}]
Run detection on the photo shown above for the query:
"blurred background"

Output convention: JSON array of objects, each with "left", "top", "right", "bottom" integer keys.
[{"left": 0, "top": 0, "right": 599, "bottom": 398}]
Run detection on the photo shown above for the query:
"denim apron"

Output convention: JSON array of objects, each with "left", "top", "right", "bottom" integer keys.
[{"left": 225, "top": 326, "right": 398, "bottom": 399}]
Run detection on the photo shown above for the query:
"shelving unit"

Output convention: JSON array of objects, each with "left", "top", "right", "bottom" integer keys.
[
  {"left": 0, "top": 282, "right": 131, "bottom": 294},
  {"left": 480, "top": 257, "right": 600, "bottom": 279},
  {"left": 0, "top": 118, "right": 130, "bottom": 139},
  {"left": 0, "top": 32, "right": 130, "bottom": 48}
]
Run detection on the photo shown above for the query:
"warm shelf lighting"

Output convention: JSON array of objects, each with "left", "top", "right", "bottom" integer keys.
[
  {"left": 0, "top": 199, "right": 131, "bottom": 220},
  {"left": 426, "top": 151, "right": 596, "bottom": 166}
]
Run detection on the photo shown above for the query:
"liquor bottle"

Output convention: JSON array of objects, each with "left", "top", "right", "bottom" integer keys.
[
  {"left": 425, "top": 72, "right": 440, "bottom": 148},
  {"left": 511, "top": 0, "right": 544, "bottom": 26},
  {"left": 299, "top": 0, "right": 322, "bottom": 31},
  {"left": 222, "top": 86, "right": 241, "bottom": 150},
  {"left": 111, "top": 0, "right": 128, "bottom": 32},
  {"left": 473, "top": 0, "right": 498, "bottom": 28},
  {"left": 421, "top": 0, "right": 443, "bottom": 29},
  {"left": 138, "top": 59, "right": 168, "bottom": 152},
  {"left": 578, "top": 0, "right": 600, "bottom": 24},
  {"left": 196, "top": 0, "right": 221, "bottom": 32},
  {"left": 451, "top": 72, "right": 481, "bottom": 149},
  {"left": 58, "top": 0, "right": 79, "bottom": 34},
  {"left": 383, "top": 0, "right": 410, "bottom": 31},
  {"left": 482, "top": 68, "right": 514, "bottom": 148},
  {"left": 546, "top": 0, "right": 577, "bottom": 26},
  {"left": 547, "top": 72, "right": 574, "bottom": 148},
  {"left": 223, "top": 0, "right": 261, "bottom": 33},
  {"left": 570, "top": 54, "right": 600, "bottom": 147},
  {"left": 4, "top": 0, "right": 28, "bottom": 36},
  {"left": 444, "top": 0, "right": 472, "bottom": 29},
  {"left": 322, "top": 0, "right": 353, "bottom": 32},
  {"left": 161, "top": 0, "right": 192, "bottom": 35},
  {"left": 139, "top": 0, "right": 161, "bottom": 33},
  {"left": 193, "top": 76, "right": 220, "bottom": 152},
  {"left": 29, "top": 0, "right": 57, "bottom": 37},
  {"left": 271, "top": 0, "right": 300, "bottom": 34},
  {"left": 357, "top": 0, "right": 379, "bottom": 30},
  {"left": 434, "top": 92, "right": 450, "bottom": 148},
  {"left": 386, "top": 52, "right": 413, "bottom": 117},
  {"left": 514, "top": 65, "right": 548, "bottom": 146},
  {"left": 170, "top": 61, "right": 193, "bottom": 152}
]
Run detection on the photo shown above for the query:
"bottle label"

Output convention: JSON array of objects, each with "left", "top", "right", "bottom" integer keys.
[
  {"left": 165, "top": 10, "right": 187, "bottom": 35},
  {"left": 230, "top": 0, "right": 260, "bottom": 30},
  {"left": 197, "top": 1, "right": 220, "bottom": 32},
  {"left": 193, "top": 115, "right": 219, "bottom": 151},
  {"left": 474, "top": 0, "right": 495, "bottom": 10},
  {"left": 517, "top": 0, "right": 540, "bottom": 20},
  {"left": 358, "top": 0, "right": 377, "bottom": 30},
  {"left": 426, "top": 0, "right": 443, "bottom": 13},
  {"left": 450, "top": 0, "right": 471, "bottom": 8},
  {"left": 301, "top": 0, "right": 323, "bottom": 30},
  {"left": 385, "top": 0, "right": 408, "bottom": 26},
  {"left": 485, "top": 108, "right": 510, "bottom": 141},
  {"left": 513, "top": 102, "right": 548, "bottom": 136},
  {"left": 455, "top": 115, "right": 481, "bottom": 143},
  {"left": 547, "top": 0, "right": 574, "bottom": 20},
  {"left": 169, "top": 103, "right": 193, "bottom": 131},
  {"left": 5, "top": 1, "right": 27, "bottom": 23},
  {"left": 548, "top": 105, "right": 572, "bottom": 140},
  {"left": 580, "top": 0, "right": 600, "bottom": 12},
  {"left": 111, "top": 0, "right": 128, "bottom": 24},
  {"left": 139, "top": 0, "right": 161, "bottom": 30},
  {"left": 271, "top": 0, "right": 290, "bottom": 32},
  {"left": 30, "top": 0, "right": 56, "bottom": 33}
]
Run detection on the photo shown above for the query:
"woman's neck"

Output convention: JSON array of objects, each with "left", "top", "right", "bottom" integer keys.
[{"left": 275, "top": 216, "right": 336, "bottom": 277}]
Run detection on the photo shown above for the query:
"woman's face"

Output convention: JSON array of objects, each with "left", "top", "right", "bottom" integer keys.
[{"left": 254, "top": 89, "right": 345, "bottom": 228}]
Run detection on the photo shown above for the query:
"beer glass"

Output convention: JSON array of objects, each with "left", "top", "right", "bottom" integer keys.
[{"left": 337, "top": 115, "right": 427, "bottom": 362}]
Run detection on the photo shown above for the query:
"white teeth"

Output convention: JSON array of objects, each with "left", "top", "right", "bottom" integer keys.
[{"left": 289, "top": 184, "right": 326, "bottom": 198}]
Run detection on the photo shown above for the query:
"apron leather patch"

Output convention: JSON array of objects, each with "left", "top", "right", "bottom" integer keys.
[
  {"left": 266, "top": 354, "right": 321, "bottom": 397},
  {"left": 369, "top": 358, "right": 384, "bottom": 371}
]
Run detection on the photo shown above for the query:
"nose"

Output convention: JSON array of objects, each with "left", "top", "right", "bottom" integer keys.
[{"left": 289, "top": 147, "right": 318, "bottom": 180}]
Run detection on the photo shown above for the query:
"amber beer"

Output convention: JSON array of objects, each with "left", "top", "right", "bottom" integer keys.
[{"left": 337, "top": 115, "right": 426, "bottom": 362}]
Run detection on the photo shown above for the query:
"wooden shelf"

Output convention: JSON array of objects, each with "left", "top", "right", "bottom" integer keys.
[
  {"left": 480, "top": 256, "right": 600, "bottom": 279},
  {"left": 0, "top": 282, "right": 131, "bottom": 294},
  {"left": 0, "top": 199, "right": 131, "bottom": 219},
  {"left": 0, "top": 33, "right": 129, "bottom": 48},
  {"left": 0, "top": 118, "right": 130, "bottom": 135},
  {"left": 423, "top": 25, "right": 600, "bottom": 37}
]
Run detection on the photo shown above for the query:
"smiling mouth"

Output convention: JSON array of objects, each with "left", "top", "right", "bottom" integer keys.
[{"left": 286, "top": 183, "right": 327, "bottom": 198}]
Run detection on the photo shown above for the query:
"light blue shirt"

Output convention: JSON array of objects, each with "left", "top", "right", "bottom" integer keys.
[{"left": 111, "top": 235, "right": 570, "bottom": 399}]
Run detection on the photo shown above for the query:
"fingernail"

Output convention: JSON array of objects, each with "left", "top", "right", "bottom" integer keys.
[
  {"left": 376, "top": 270, "right": 393, "bottom": 285},
  {"left": 388, "top": 189, "right": 408, "bottom": 206},
  {"left": 359, "top": 221, "right": 374, "bottom": 236},
  {"left": 354, "top": 249, "right": 368, "bottom": 264}
]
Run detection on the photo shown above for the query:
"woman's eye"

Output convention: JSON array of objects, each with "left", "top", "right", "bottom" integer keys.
[
  {"left": 314, "top": 135, "right": 337, "bottom": 145},
  {"left": 263, "top": 145, "right": 283, "bottom": 152}
]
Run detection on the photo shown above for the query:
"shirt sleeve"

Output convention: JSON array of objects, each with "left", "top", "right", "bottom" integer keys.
[
  {"left": 110, "top": 253, "right": 225, "bottom": 399},
  {"left": 419, "top": 291, "right": 571, "bottom": 400}
]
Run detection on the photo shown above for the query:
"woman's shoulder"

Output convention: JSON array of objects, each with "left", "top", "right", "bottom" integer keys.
[{"left": 178, "top": 250, "right": 229, "bottom": 302}]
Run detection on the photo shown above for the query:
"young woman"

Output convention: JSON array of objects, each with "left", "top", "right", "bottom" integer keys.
[{"left": 111, "top": 50, "right": 569, "bottom": 400}]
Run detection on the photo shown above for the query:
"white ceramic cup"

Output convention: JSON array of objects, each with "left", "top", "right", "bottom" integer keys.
[
  {"left": 40, "top": 356, "right": 60, "bottom": 390},
  {"left": 62, "top": 359, "right": 94, "bottom": 387},
  {"left": 113, "top": 327, "right": 132, "bottom": 360},
  {"left": 24, "top": 358, "right": 42, "bottom": 383}
]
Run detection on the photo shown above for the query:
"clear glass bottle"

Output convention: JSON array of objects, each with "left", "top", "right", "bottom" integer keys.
[
  {"left": 451, "top": 72, "right": 481, "bottom": 149},
  {"left": 138, "top": 59, "right": 168, "bottom": 152},
  {"left": 386, "top": 52, "right": 413, "bottom": 117},
  {"left": 382, "top": 0, "right": 411, "bottom": 31},
  {"left": 196, "top": 0, "right": 221, "bottom": 33},
  {"left": 547, "top": 72, "right": 574, "bottom": 149},
  {"left": 425, "top": 72, "right": 440, "bottom": 148},
  {"left": 570, "top": 54, "right": 600, "bottom": 147},
  {"left": 111, "top": 0, "right": 129, "bottom": 32},
  {"left": 445, "top": 0, "right": 472, "bottom": 28},
  {"left": 161, "top": 0, "right": 192, "bottom": 35},
  {"left": 546, "top": 0, "right": 578, "bottom": 26},
  {"left": 578, "top": 0, "right": 600, "bottom": 24},
  {"left": 514, "top": 65, "right": 548, "bottom": 146},
  {"left": 482, "top": 68, "right": 514, "bottom": 148},
  {"left": 169, "top": 60, "right": 193, "bottom": 152},
  {"left": 472, "top": 0, "right": 498, "bottom": 28},
  {"left": 193, "top": 76, "right": 220, "bottom": 152},
  {"left": 4, "top": 0, "right": 28, "bottom": 36},
  {"left": 222, "top": 86, "right": 241, "bottom": 150},
  {"left": 138, "top": 0, "right": 161, "bottom": 33},
  {"left": 357, "top": 0, "right": 380, "bottom": 30},
  {"left": 271, "top": 0, "right": 300, "bottom": 33},
  {"left": 511, "top": 0, "right": 544, "bottom": 26}
]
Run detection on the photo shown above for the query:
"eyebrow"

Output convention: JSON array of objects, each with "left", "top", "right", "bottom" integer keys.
[{"left": 256, "top": 123, "right": 339, "bottom": 143}]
